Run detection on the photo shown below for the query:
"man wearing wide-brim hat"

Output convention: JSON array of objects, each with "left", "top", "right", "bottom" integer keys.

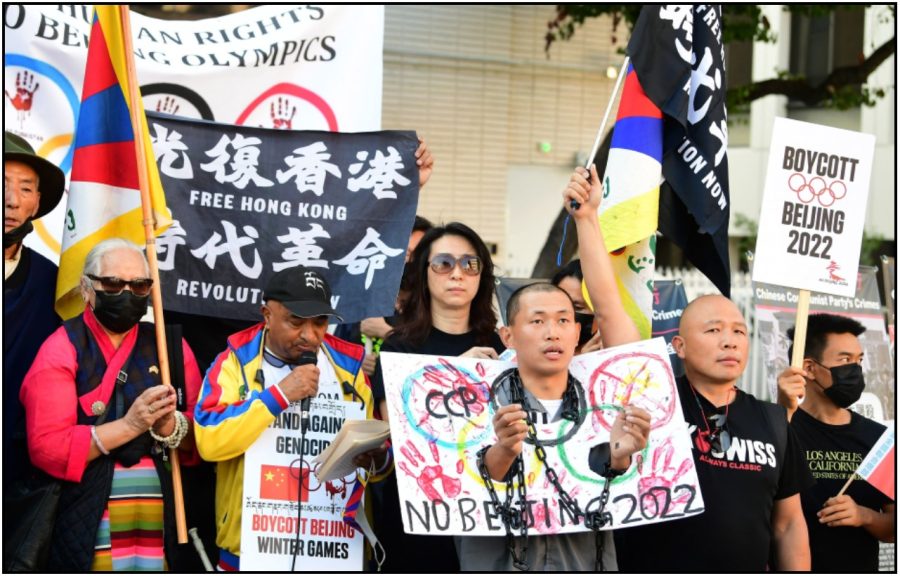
[{"left": 3, "top": 131, "right": 66, "bottom": 496}]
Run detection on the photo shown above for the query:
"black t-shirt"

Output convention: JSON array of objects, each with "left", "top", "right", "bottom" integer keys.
[
  {"left": 792, "top": 408, "right": 890, "bottom": 572},
  {"left": 371, "top": 327, "right": 505, "bottom": 401},
  {"left": 369, "top": 327, "right": 504, "bottom": 573},
  {"left": 615, "top": 376, "right": 813, "bottom": 572}
]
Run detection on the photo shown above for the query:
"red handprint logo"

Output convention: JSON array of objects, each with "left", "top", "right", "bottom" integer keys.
[
  {"left": 5, "top": 71, "right": 40, "bottom": 127},
  {"left": 397, "top": 440, "right": 461, "bottom": 502},
  {"left": 637, "top": 440, "right": 694, "bottom": 507},
  {"left": 155, "top": 95, "right": 181, "bottom": 115},
  {"left": 271, "top": 96, "right": 297, "bottom": 129}
]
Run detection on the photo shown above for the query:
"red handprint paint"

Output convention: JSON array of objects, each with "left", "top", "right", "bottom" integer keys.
[
  {"left": 397, "top": 440, "right": 462, "bottom": 502},
  {"left": 5, "top": 71, "right": 40, "bottom": 127},
  {"left": 637, "top": 440, "right": 694, "bottom": 506},
  {"left": 421, "top": 358, "right": 491, "bottom": 417},
  {"left": 324, "top": 479, "right": 347, "bottom": 500},
  {"left": 270, "top": 96, "right": 297, "bottom": 129}
]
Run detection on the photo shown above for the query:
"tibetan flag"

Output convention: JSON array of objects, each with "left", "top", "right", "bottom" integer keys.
[
  {"left": 55, "top": 5, "right": 171, "bottom": 319},
  {"left": 259, "top": 464, "right": 309, "bottom": 502},
  {"left": 596, "top": 63, "right": 664, "bottom": 339},
  {"left": 342, "top": 473, "right": 366, "bottom": 529},
  {"left": 856, "top": 428, "right": 894, "bottom": 500}
]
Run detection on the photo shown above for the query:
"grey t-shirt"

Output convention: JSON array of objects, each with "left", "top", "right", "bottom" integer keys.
[{"left": 455, "top": 371, "right": 618, "bottom": 571}]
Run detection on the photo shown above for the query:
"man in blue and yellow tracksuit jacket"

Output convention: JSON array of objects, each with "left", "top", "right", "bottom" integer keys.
[{"left": 194, "top": 267, "right": 391, "bottom": 570}]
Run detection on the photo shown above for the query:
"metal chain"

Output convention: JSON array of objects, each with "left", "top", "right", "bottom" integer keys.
[
  {"left": 478, "top": 370, "right": 615, "bottom": 571},
  {"left": 476, "top": 446, "right": 529, "bottom": 570}
]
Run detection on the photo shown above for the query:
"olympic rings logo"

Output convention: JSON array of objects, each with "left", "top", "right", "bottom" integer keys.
[{"left": 788, "top": 173, "right": 847, "bottom": 207}]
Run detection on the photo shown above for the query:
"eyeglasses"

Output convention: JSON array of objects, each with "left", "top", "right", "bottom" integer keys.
[
  {"left": 87, "top": 274, "right": 154, "bottom": 297},
  {"left": 705, "top": 412, "right": 732, "bottom": 454},
  {"left": 429, "top": 253, "right": 482, "bottom": 276}
]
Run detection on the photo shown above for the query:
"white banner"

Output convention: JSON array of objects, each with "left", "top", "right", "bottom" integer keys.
[
  {"left": 753, "top": 117, "right": 874, "bottom": 297},
  {"left": 3, "top": 4, "right": 384, "bottom": 260},
  {"left": 241, "top": 398, "right": 365, "bottom": 571},
  {"left": 380, "top": 338, "right": 704, "bottom": 536}
]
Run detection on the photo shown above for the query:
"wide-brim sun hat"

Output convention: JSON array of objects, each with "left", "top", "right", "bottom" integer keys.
[{"left": 4, "top": 131, "right": 66, "bottom": 219}]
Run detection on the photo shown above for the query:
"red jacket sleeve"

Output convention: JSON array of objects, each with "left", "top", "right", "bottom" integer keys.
[{"left": 20, "top": 327, "right": 90, "bottom": 482}]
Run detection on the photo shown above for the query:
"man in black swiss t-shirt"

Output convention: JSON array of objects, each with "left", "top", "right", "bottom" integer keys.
[
  {"left": 614, "top": 294, "right": 812, "bottom": 572},
  {"left": 778, "top": 313, "right": 895, "bottom": 572}
]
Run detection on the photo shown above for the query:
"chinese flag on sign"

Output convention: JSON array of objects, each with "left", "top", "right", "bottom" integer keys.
[{"left": 259, "top": 464, "right": 309, "bottom": 502}]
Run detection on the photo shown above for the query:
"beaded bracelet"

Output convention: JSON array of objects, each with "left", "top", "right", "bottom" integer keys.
[
  {"left": 91, "top": 425, "right": 110, "bottom": 456},
  {"left": 149, "top": 410, "right": 189, "bottom": 449}
]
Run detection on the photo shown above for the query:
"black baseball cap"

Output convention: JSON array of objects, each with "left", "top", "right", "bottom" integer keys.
[{"left": 263, "top": 266, "right": 342, "bottom": 321}]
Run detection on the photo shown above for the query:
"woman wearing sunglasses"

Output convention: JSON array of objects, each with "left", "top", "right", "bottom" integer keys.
[
  {"left": 20, "top": 238, "right": 203, "bottom": 571},
  {"left": 370, "top": 221, "right": 503, "bottom": 572}
]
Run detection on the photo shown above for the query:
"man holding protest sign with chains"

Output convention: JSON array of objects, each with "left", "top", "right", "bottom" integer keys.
[{"left": 455, "top": 164, "right": 651, "bottom": 571}]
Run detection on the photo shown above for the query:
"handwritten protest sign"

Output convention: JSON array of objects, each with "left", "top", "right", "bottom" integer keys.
[
  {"left": 147, "top": 113, "right": 419, "bottom": 323},
  {"left": 5, "top": 4, "right": 384, "bottom": 260},
  {"left": 753, "top": 118, "right": 874, "bottom": 297},
  {"left": 380, "top": 338, "right": 704, "bottom": 536},
  {"left": 242, "top": 397, "right": 365, "bottom": 571}
]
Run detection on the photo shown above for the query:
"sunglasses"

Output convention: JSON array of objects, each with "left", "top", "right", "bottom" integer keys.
[
  {"left": 429, "top": 253, "right": 482, "bottom": 276},
  {"left": 703, "top": 413, "right": 732, "bottom": 454},
  {"left": 87, "top": 274, "right": 154, "bottom": 297}
]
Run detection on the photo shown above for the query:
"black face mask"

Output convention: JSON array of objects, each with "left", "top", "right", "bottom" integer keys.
[
  {"left": 574, "top": 312, "right": 595, "bottom": 348},
  {"left": 92, "top": 290, "right": 149, "bottom": 334},
  {"left": 4, "top": 220, "right": 33, "bottom": 249},
  {"left": 818, "top": 362, "right": 866, "bottom": 408}
]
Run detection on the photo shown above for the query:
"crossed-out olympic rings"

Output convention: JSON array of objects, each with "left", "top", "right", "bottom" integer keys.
[{"left": 787, "top": 172, "right": 847, "bottom": 208}]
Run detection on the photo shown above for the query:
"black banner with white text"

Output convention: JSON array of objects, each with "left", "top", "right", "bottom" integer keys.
[{"left": 148, "top": 112, "right": 419, "bottom": 323}]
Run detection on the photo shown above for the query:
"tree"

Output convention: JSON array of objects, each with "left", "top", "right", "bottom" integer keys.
[
  {"left": 546, "top": 5, "right": 895, "bottom": 111},
  {"left": 531, "top": 4, "right": 895, "bottom": 277}
]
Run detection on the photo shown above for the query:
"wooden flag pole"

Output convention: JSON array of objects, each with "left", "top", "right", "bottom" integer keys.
[
  {"left": 835, "top": 471, "right": 856, "bottom": 497},
  {"left": 118, "top": 5, "right": 188, "bottom": 544}
]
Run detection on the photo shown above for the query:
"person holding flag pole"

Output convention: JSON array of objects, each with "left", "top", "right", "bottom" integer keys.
[
  {"left": 20, "top": 5, "right": 203, "bottom": 571},
  {"left": 611, "top": 5, "right": 814, "bottom": 572}
]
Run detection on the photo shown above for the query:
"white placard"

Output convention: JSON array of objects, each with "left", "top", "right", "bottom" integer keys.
[
  {"left": 752, "top": 117, "right": 875, "bottom": 297},
  {"left": 3, "top": 4, "right": 384, "bottom": 261},
  {"left": 381, "top": 338, "right": 704, "bottom": 536},
  {"left": 241, "top": 398, "right": 365, "bottom": 571}
]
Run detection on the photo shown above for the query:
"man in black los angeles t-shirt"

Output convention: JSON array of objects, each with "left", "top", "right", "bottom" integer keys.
[
  {"left": 614, "top": 295, "right": 813, "bottom": 572},
  {"left": 778, "top": 314, "right": 895, "bottom": 571}
]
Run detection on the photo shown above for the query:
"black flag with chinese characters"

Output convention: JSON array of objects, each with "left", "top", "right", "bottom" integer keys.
[
  {"left": 628, "top": 5, "right": 731, "bottom": 296},
  {"left": 147, "top": 112, "right": 420, "bottom": 323}
]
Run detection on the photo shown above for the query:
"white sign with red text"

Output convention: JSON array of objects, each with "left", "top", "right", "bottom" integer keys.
[{"left": 241, "top": 398, "right": 365, "bottom": 571}]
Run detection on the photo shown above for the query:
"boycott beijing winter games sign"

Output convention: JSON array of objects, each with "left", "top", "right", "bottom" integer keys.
[
  {"left": 381, "top": 338, "right": 705, "bottom": 536},
  {"left": 753, "top": 118, "right": 874, "bottom": 297},
  {"left": 148, "top": 113, "right": 419, "bottom": 324},
  {"left": 242, "top": 397, "right": 365, "bottom": 571}
]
